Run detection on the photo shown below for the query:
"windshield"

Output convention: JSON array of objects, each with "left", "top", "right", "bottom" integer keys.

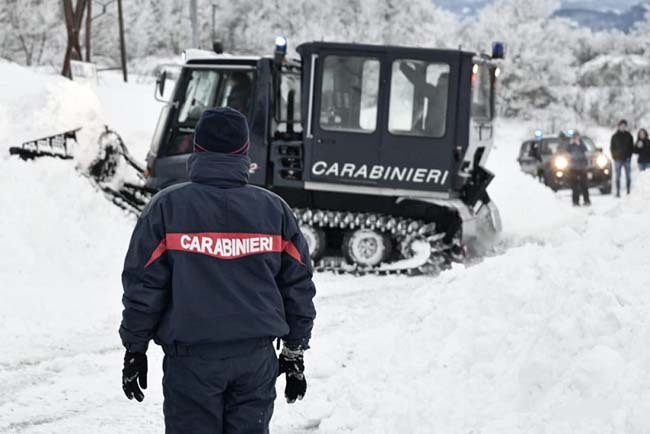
[
  {"left": 541, "top": 139, "right": 561, "bottom": 154},
  {"left": 164, "top": 68, "right": 255, "bottom": 156},
  {"left": 582, "top": 137, "right": 596, "bottom": 151},
  {"left": 544, "top": 136, "right": 596, "bottom": 154},
  {"left": 177, "top": 68, "right": 255, "bottom": 124}
]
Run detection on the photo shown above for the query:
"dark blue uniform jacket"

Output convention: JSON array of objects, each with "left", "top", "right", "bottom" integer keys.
[{"left": 119, "top": 152, "right": 316, "bottom": 353}]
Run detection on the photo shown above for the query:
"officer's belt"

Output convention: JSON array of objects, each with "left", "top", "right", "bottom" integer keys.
[{"left": 163, "top": 337, "right": 273, "bottom": 358}]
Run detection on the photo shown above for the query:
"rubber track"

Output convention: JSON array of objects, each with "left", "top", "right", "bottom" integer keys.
[{"left": 293, "top": 209, "right": 453, "bottom": 276}]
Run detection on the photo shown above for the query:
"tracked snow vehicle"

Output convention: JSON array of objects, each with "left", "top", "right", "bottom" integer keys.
[{"left": 136, "top": 40, "right": 503, "bottom": 274}]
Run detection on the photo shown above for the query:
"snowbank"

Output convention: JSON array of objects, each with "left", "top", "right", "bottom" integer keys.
[
  {"left": 321, "top": 187, "right": 650, "bottom": 433},
  {"left": 0, "top": 157, "right": 135, "bottom": 362},
  {"left": 487, "top": 120, "right": 575, "bottom": 241},
  {"left": 0, "top": 61, "right": 168, "bottom": 168},
  {"left": 0, "top": 60, "right": 106, "bottom": 161},
  {"left": 1, "top": 65, "right": 650, "bottom": 434}
]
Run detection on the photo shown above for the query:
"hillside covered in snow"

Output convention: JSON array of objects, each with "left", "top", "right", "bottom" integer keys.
[{"left": 2, "top": 61, "right": 650, "bottom": 434}]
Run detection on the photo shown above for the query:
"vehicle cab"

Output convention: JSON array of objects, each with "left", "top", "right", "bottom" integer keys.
[{"left": 145, "top": 49, "right": 286, "bottom": 188}]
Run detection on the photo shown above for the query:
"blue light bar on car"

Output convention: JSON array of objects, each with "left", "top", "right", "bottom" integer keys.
[{"left": 492, "top": 42, "right": 505, "bottom": 59}]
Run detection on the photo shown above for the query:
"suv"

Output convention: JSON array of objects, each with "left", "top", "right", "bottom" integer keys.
[{"left": 518, "top": 132, "right": 612, "bottom": 194}]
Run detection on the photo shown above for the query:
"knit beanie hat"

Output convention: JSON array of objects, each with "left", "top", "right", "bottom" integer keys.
[{"left": 193, "top": 107, "right": 250, "bottom": 155}]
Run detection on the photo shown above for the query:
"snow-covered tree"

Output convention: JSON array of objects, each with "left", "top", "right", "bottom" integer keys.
[
  {"left": 0, "top": 0, "right": 64, "bottom": 66},
  {"left": 460, "top": 0, "right": 574, "bottom": 117},
  {"left": 1, "top": 0, "right": 649, "bottom": 126}
]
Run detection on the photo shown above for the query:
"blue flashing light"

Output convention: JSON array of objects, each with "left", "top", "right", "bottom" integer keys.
[
  {"left": 492, "top": 42, "right": 505, "bottom": 59},
  {"left": 275, "top": 36, "right": 288, "bottom": 53},
  {"left": 567, "top": 129, "right": 575, "bottom": 137},
  {"left": 534, "top": 129, "right": 543, "bottom": 138}
]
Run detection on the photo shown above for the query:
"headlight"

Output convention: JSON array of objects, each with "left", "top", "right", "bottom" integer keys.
[
  {"left": 596, "top": 155, "right": 608, "bottom": 169},
  {"left": 554, "top": 155, "right": 569, "bottom": 170}
]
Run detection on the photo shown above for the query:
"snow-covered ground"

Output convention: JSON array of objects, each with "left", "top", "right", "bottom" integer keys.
[{"left": 1, "top": 62, "right": 650, "bottom": 433}]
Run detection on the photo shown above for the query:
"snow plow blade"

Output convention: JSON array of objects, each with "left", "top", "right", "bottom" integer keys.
[
  {"left": 8, "top": 125, "right": 152, "bottom": 216},
  {"left": 458, "top": 166, "right": 501, "bottom": 254},
  {"left": 8, "top": 128, "right": 81, "bottom": 161},
  {"left": 85, "top": 127, "right": 152, "bottom": 215}
]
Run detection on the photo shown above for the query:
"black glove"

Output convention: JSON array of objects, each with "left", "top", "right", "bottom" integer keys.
[
  {"left": 122, "top": 351, "right": 147, "bottom": 402},
  {"left": 278, "top": 346, "right": 306, "bottom": 403}
]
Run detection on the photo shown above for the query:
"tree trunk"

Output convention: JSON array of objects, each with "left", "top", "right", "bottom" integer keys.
[
  {"left": 85, "top": 0, "right": 91, "bottom": 61},
  {"left": 61, "top": 0, "right": 87, "bottom": 78}
]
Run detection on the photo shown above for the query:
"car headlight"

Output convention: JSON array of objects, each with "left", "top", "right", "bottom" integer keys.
[
  {"left": 554, "top": 155, "right": 569, "bottom": 170},
  {"left": 596, "top": 155, "right": 608, "bottom": 169}
]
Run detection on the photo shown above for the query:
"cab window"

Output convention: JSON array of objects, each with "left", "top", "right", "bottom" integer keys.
[
  {"left": 471, "top": 63, "right": 492, "bottom": 120},
  {"left": 388, "top": 60, "right": 450, "bottom": 138},
  {"left": 275, "top": 67, "right": 302, "bottom": 133},
  {"left": 319, "top": 56, "right": 380, "bottom": 133}
]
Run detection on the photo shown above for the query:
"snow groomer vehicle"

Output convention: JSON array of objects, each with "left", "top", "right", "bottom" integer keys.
[
  {"left": 8, "top": 39, "right": 502, "bottom": 275},
  {"left": 518, "top": 130, "right": 612, "bottom": 194},
  {"left": 137, "top": 38, "right": 505, "bottom": 274}
]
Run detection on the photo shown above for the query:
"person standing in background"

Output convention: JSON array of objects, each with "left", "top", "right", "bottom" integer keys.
[
  {"left": 634, "top": 128, "right": 650, "bottom": 171},
  {"left": 610, "top": 119, "right": 634, "bottom": 197},
  {"left": 567, "top": 132, "right": 591, "bottom": 206}
]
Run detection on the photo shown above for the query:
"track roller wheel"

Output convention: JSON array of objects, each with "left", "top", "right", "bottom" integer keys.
[
  {"left": 300, "top": 225, "right": 327, "bottom": 261},
  {"left": 342, "top": 229, "right": 391, "bottom": 268}
]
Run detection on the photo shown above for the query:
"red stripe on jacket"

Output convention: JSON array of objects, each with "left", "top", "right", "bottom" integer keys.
[{"left": 144, "top": 232, "right": 304, "bottom": 267}]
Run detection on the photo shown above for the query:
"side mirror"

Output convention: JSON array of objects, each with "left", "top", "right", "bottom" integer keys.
[
  {"left": 596, "top": 147, "right": 603, "bottom": 152},
  {"left": 157, "top": 70, "right": 168, "bottom": 97}
]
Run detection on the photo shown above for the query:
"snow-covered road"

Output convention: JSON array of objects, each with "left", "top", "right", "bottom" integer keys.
[{"left": 2, "top": 64, "right": 650, "bottom": 434}]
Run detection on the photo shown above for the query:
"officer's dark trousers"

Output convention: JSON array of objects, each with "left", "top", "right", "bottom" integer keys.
[
  {"left": 570, "top": 169, "right": 590, "bottom": 205},
  {"left": 162, "top": 338, "right": 278, "bottom": 434}
]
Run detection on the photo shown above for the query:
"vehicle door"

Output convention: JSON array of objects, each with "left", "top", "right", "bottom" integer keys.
[
  {"left": 302, "top": 50, "right": 385, "bottom": 190},
  {"left": 379, "top": 52, "right": 460, "bottom": 194}
]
